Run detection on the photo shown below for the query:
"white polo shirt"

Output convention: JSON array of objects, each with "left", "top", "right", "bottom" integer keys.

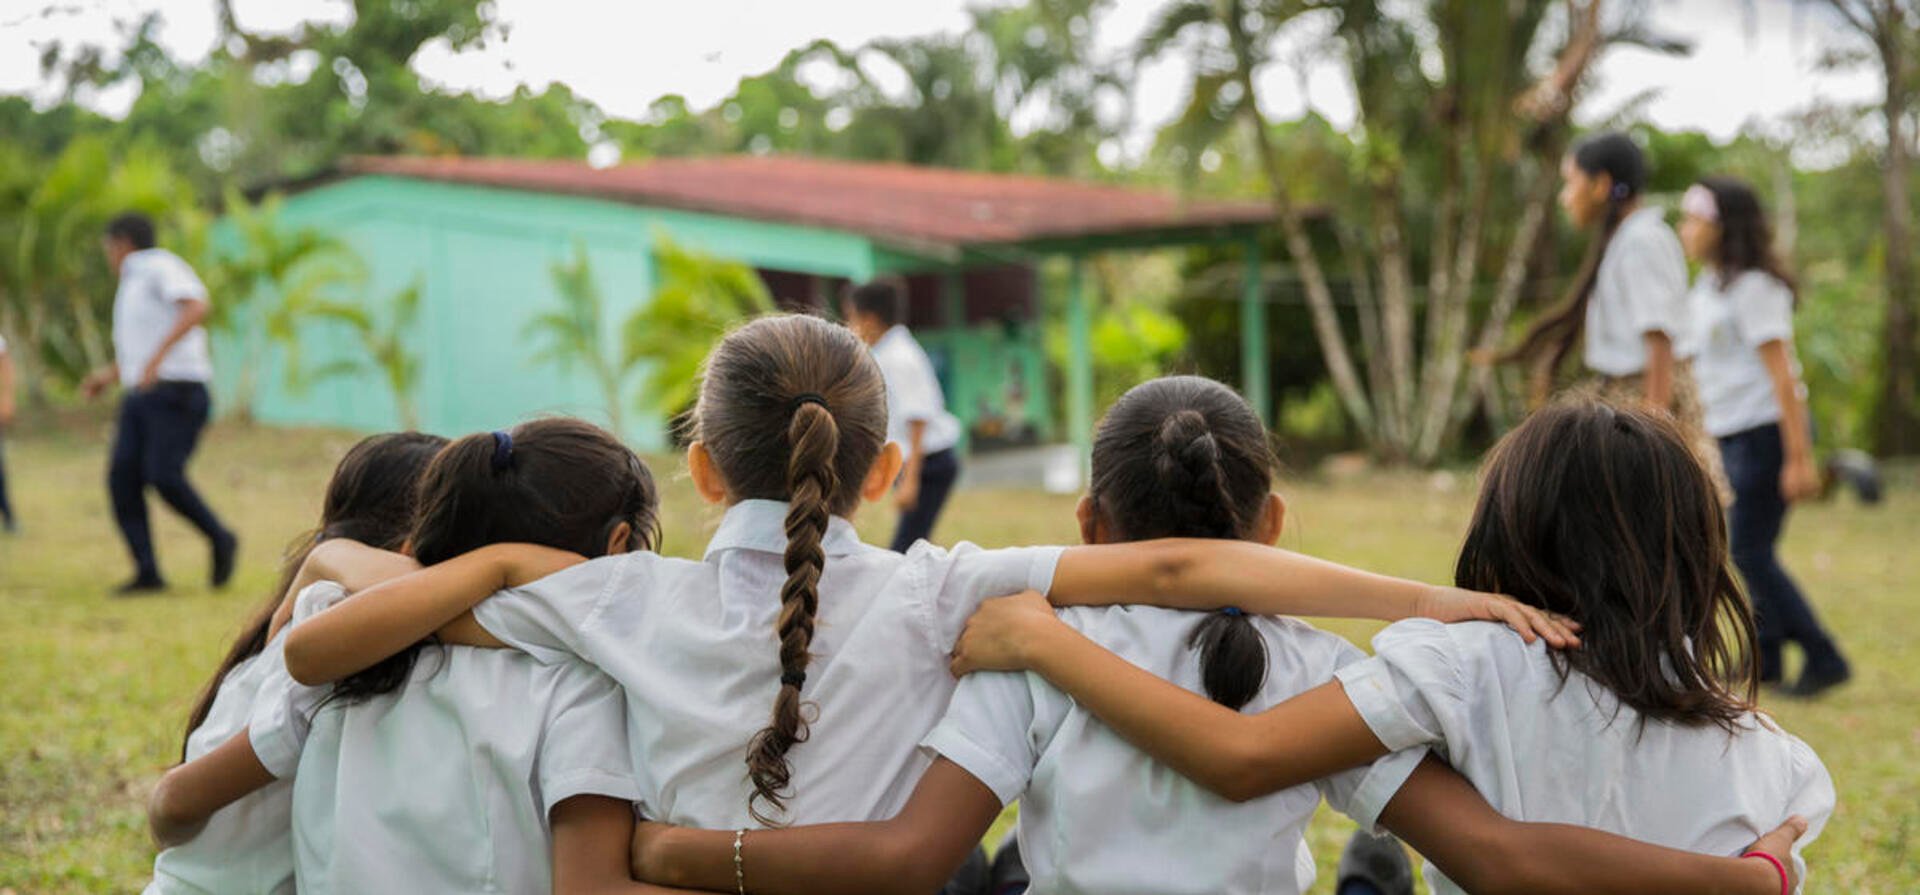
[
  {"left": 472, "top": 499, "right": 1063, "bottom": 828},
  {"left": 286, "top": 647, "right": 636, "bottom": 895},
  {"left": 1687, "top": 270, "right": 1801, "bottom": 438},
  {"left": 113, "top": 248, "right": 213, "bottom": 387},
  {"left": 1584, "top": 207, "right": 1690, "bottom": 377},
  {"left": 1334, "top": 620, "right": 1835, "bottom": 895},
  {"left": 924, "top": 606, "right": 1424, "bottom": 895},
  {"left": 144, "top": 582, "right": 348, "bottom": 895},
  {"left": 872, "top": 325, "right": 962, "bottom": 455}
]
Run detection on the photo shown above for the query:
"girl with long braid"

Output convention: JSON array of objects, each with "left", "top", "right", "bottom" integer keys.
[{"left": 281, "top": 317, "right": 1571, "bottom": 857}]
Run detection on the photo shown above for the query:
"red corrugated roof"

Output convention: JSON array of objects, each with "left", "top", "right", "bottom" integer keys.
[{"left": 340, "top": 154, "right": 1273, "bottom": 252}]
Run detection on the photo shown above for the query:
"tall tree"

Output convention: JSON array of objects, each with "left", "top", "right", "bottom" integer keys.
[
  {"left": 1805, "top": 0, "right": 1919, "bottom": 455},
  {"left": 1147, "top": 0, "right": 1669, "bottom": 463}
]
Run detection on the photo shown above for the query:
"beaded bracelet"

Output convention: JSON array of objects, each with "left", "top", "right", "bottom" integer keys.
[
  {"left": 733, "top": 828, "right": 748, "bottom": 895},
  {"left": 1741, "top": 851, "right": 1789, "bottom": 895}
]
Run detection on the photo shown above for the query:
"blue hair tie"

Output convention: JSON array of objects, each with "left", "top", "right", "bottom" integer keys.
[
  {"left": 1220, "top": 606, "right": 1244, "bottom": 617},
  {"left": 1610, "top": 182, "right": 1632, "bottom": 200},
  {"left": 490, "top": 430, "right": 514, "bottom": 471}
]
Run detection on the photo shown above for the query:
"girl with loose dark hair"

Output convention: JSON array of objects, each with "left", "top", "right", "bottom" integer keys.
[
  {"left": 145, "top": 431, "right": 444, "bottom": 895},
  {"left": 1680, "top": 176, "right": 1851, "bottom": 697},
  {"left": 944, "top": 396, "right": 1831, "bottom": 895},
  {"left": 283, "top": 316, "right": 1565, "bottom": 849},
  {"left": 622, "top": 378, "right": 1810, "bottom": 895}
]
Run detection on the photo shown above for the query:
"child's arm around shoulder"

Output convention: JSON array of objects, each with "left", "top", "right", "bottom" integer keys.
[
  {"left": 548, "top": 795, "right": 727, "bottom": 895},
  {"left": 1046, "top": 539, "right": 1578, "bottom": 647},
  {"left": 283, "top": 543, "right": 583, "bottom": 686},
  {"left": 147, "top": 729, "right": 277, "bottom": 849}
]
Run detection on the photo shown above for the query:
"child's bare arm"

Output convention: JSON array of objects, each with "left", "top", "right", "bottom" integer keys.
[
  {"left": 951, "top": 591, "right": 1385, "bottom": 800},
  {"left": 1382, "top": 756, "right": 1802, "bottom": 895},
  {"left": 283, "top": 544, "right": 581, "bottom": 685},
  {"left": 549, "top": 795, "right": 715, "bottom": 895},
  {"left": 1047, "top": 540, "right": 1577, "bottom": 647},
  {"left": 630, "top": 759, "right": 1001, "bottom": 895},
  {"left": 148, "top": 729, "right": 277, "bottom": 849}
]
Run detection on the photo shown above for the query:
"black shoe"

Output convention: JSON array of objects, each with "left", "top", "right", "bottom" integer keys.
[
  {"left": 114, "top": 576, "right": 167, "bottom": 597},
  {"left": 1824, "top": 450, "right": 1883, "bottom": 505},
  {"left": 1337, "top": 829, "right": 1415, "bottom": 895},
  {"left": 211, "top": 531, "right": 239, "bottom": 589},
  {"left": 1784, "top": 660, "right": 1852, "bottom": 699}
]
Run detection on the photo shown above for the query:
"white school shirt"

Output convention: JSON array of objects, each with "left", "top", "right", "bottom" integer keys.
[
  {"left": 873, "top": 325, "right": 963, "bottom": 454},
  {"left": 144, "top": 582, "right": 348, "bottom": 895},
  {"left": 924, "top": 606, "right": 1424, "bottom": 895},
  {"left": 1688, "top": 270, "right": 1802, "bottom": 438},
  {"left": 113, "top": 248, "right": 213, "bottom": 387},
  {"left": 287, "top": 648, "right": 637, "bottom": 894},
  {"left": 1334, "top": 619, "right": 1835, "bottom": 895},
  {"left": 471, "top": 499, "right": 1063, "bottom": 828},
  {"left": 1584, "top": 207, "right": 1690, "bottom": 377}
]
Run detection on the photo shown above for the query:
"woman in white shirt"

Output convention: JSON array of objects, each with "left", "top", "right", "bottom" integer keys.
[
  {"left": 950, "top": 397, "right": 1829, "bottom": 895},
  {"left": 1679, "top": 176, "right": 1850, "bottom": 698},
  {"left": 144, "top": 432, "right": 445, "bottom": 894},
  {"left": 624, "top": 377, "right": 1805, "bottom": 895},
  {"left": 284, "top": 318, "right": 1568, "bottom": 844}
]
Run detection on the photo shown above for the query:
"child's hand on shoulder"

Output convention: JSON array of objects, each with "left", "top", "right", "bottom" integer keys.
[
  {"left": 1412, "top": 585, "right": 1582, "bottom": 649},
  {"left": 950, "top": 590, "right": 1065, "bottom": 676}
]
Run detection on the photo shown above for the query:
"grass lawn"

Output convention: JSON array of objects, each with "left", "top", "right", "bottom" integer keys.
[{"left": 1, "top": 413, "right": 1915, "bottom": 892}]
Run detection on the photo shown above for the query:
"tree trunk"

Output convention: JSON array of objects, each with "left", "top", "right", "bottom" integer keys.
[
  {"left": 1413, "top": 173, "right": 1493, "bottom": 462},
  {"left": 1453, "top": 151, "right": 1559, "bottom": 436},
  {"left": 1224, "top": 0, "right": 1376, "bottom": 437},
  {"left": 1368, "top": 180, "right": 1418, "bottom": 458},
  {"left": 1875, "top": 20, "right": 1918, "bottom": 455}
]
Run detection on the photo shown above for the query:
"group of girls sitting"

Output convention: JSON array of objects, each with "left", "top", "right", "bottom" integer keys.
[{"left": 145, "top": 313, "right": 1829, "bottom": 895}]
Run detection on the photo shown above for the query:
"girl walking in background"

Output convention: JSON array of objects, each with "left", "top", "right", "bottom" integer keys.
[{"left": 1680, "top": 175, "right": 1851, "bottom": 697}]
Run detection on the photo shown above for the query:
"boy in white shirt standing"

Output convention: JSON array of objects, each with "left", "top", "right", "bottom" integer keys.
[
  {"left": 843, "top": 279, "right": 965, "bottom": 551},
  {"left": 82, "top": 212, "right": 236, "bottom": 594}
]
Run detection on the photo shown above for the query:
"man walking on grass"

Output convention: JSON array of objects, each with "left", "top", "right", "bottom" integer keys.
[
  {"left": 81, "top": 211, "right": 236, "bottom": 595},
  {"left": 843, "top": 279, "right": 964, "bottom": 552}
]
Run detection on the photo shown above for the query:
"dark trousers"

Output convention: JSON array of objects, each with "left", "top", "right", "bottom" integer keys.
[
  {"left": 891, "top": 448, "right": 960, "bottom": 552},
  {"left": 0, "top": 428, "right": 13, "bottom": 529},
  {"left": 109, "top": 382, "right": 229, "bottom": 581},
  {"left": 1719, "top": 423, "right": 1845, "bottom": 681}
]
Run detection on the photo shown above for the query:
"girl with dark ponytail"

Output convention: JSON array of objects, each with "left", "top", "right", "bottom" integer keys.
[
  {"left": 286, "top": 316, "right": 1570, "bottom": 869},
  {"left": 144, "top": 431, "right": 444, "bottom": 895},
  {"left": 1500, "top": 133, "right": 1702, "bottom": 416}
]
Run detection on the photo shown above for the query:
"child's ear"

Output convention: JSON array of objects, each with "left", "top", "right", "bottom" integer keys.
[
  {"left": 1253, "top": 492, "right": 1286, "bottom": 546},
  {"left": 1075, "top": 495, "right": 1099, "bottom": 545},
  {"left": 687, "top": 442, "right": 729, "bottom": 505},
  {"left": 604, "top": 521, "right": 635, "bottom": 556},
  {"left": 860, "top": 442, "right": 905, "bottom": 502}
]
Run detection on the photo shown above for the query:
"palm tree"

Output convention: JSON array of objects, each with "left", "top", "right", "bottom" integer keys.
[
  {"left": 1144, "top": 0, "right": 1670, "bottom": 463},
  {"left": 622, "top": 235, "right": 773, "bottom": 422},
  {"left": 205, "top": 188, "right": 361, "bottom": 421},
  {"left": 299, "top": 279, "right": 424, "bottom": 430},
  {"left": 525, "top": 242, "right": 630, "bottom": 437}
]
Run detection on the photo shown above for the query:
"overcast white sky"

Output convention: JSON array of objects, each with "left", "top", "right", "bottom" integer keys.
[{"left": 0, "top": 0, "right": 1882, "bottom": 162}]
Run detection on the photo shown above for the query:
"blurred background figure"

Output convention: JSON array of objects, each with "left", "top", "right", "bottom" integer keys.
[
  {"left": 844, "top": 279, "right": 964, "bottom": 551},
  {"left": 0, "top": 327, "right": 14, "bottom": 534},
  {"left": 81, "top": 211, "right": 236, "bottom": 595}
]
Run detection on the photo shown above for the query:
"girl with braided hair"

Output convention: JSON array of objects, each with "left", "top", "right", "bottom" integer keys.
[{"left": 284, "top": 318, "right": 1571, "bottom": 871}]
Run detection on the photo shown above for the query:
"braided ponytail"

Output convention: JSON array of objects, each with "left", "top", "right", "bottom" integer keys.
[
  {"left": 695, "top": 315, "right": 889, "bottom": 825},
  {"left": 745, "top": 401, "right": 837, "bottom": 824}
]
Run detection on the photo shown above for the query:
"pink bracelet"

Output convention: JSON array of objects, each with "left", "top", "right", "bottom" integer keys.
[{"left": 1741, "top": 851, "right": 1789, "bottom": 895}]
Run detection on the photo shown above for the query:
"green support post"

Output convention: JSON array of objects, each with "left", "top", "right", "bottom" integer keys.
[
  {"left": 1066, "top": 255, "right": 1093, "bottom": 475},
  {"left": 1240, "top": 231, "right": 1269, "bottom": 425},
  {"left": 941, "top": 270, "right": 971, "bottom": 453}
]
